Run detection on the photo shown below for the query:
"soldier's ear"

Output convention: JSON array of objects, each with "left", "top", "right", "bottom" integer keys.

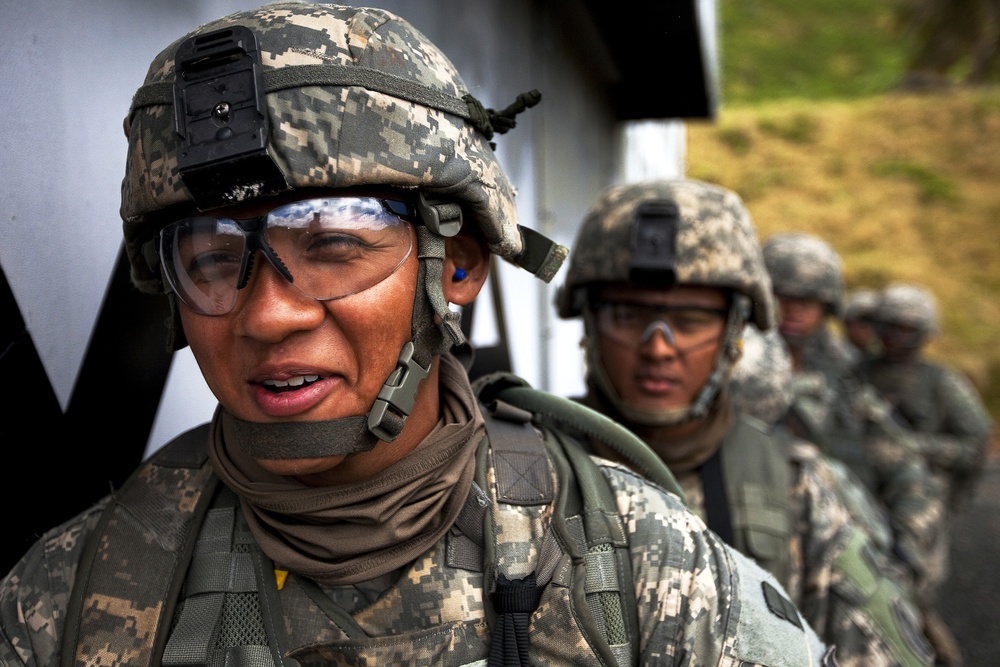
[{"left": 442, "top": 229, "right": 489, "bottom": 306}]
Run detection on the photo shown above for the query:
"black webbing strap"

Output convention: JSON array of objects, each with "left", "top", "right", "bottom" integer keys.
[
  {"left": 480, "top": 399, "right": 552, "bottom": 667},
  {"left": 700, "top": 447, "right": 735, "bottom": 547}
]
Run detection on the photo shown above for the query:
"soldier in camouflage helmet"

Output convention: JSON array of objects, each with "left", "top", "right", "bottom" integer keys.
[
  {"left": 763, "top": 241, "right": 955, "bottom": 663},
  {"left": 557, "top": 179, "right": 935, "bottom": 667},
  {"left": 841, "top": 287, "right": 881, "bottom": 363},
  {"left": 0, "top": 4, "right": 840, "bottom": 667},
  {"left": 761, "top": 232, "right": 856, "bottom": 373},
  {"left": 858, "top": 283, "right": 995, "bottom": 642}
]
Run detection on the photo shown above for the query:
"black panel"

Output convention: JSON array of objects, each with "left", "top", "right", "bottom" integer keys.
[
  {"left": 0, "top": 247, "right": 175, "bottom": 575},
  {"left": 582, "top": 0, "right": 716, "bottom": 119}
]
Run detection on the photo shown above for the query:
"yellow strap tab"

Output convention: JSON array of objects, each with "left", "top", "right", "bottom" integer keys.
[{"left": 275, "top": 569, "right": 288, "bottom": 590}]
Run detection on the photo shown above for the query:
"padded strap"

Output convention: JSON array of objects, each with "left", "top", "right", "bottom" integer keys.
[{"left": 61, "top": 424, "right": 218, "bottom": 667}]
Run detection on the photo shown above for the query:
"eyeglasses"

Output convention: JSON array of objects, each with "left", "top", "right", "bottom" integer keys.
[
  {"left": 158, "top": 196, "right": 416, "bottom": 315},
  {"left": 592, "top": 300, "right": 728, "bottom": 351}
]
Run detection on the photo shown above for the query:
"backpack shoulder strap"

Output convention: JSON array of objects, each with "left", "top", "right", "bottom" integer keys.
[
  {"left": 473, "top": 371, "right": 665, "bottom": 667},
  {"left": 61, "top": 423, "right": 219, "bottom": 667}
]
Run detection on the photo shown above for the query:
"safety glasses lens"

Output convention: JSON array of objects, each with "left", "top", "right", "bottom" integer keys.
[{"left": 159, "top": 197, "right": 414, "bottom": 315}]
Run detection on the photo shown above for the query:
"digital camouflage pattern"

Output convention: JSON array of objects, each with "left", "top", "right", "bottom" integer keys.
[
  {"left": 122, "top": 2, "right": 535, "bottom": 297},
  {"left": 674, "top": 429, "right": 934, "bottom": 667},
  {"left": 0, "top": 419, "right": 834, "bottom": 667},
  {"left": 730, "top": 325, "right": 794, "bottom": 425},
  {"left": 727, "top": 324, "right": 899, "bottom": 563},
  {"left": 871, "top": 284, "right": 940, "bottom": 334},
  {"left": 787, "top": 361, "right": 947, "bottom": 598},
  {"left": 555, "top": 179, "right": 775, "bottom": 330},
  {"left": 762, "top": 233, "right": 844, "bottom": 314}
]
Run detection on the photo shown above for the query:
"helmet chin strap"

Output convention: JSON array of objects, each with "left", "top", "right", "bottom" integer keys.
[
  {"left": 227, "top": 225, "right": 465, "bottom": 460},
  {"left": 583, "top": 298, "right": 747, "bottom": 428}
]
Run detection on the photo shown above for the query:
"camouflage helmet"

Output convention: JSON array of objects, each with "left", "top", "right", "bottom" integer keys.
[
  {"left": 842, "top": 287, "right": 879, "bottom": 322},
  {"left": 555, "top": 179, "right": 775, "bottom": 330},
  {"left": 122, "top": 1, "right": 554, "bottom": 296},
  {"left": 729, "top": 325, "right": 793, "bottom": 425},
  {"left": 873, "top": 283, "right": 939, "bottom": 334},
  {"left": 761, "top": 232, "right": 844, "bottom": 314}
]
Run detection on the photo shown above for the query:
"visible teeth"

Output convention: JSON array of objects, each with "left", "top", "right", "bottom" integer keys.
[{"left": 263, "top": 375, "right": 319, "bottom": 388}]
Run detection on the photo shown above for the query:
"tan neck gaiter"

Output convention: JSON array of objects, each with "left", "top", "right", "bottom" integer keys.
[
  {"left": 208, "top": 353, "right": 484, "bottom": 585},
  {"left": 582, "top": 383, "right": 734, "bottom": 473}
]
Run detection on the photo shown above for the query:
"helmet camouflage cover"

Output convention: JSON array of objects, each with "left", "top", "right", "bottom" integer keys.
[
  {"left": 874, "top": 283, "right": 939, "bottom": 334},
  {"left": 761, "top": 232, "right": 844, "bottom": 314},
  {"left": 729, "top": 325, "right": 793, "bottom": 425},
  {"left": 842, "top": 287, "right": 879, "bottom": 322},
  {"left": 122, "top": 1, "right": 535, "bottom": 295},
  {"left": 555, "top": 179, "right": 775, "bottom": 330}
]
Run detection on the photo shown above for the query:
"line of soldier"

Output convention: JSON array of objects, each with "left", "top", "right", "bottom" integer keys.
[{"left": 2, "top": 3, "right": 993, "bottom": 667}]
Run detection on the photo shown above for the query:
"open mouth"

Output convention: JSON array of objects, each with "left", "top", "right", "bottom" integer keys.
[{"left": 262, "top": 375, "right": 321, "bottom": 393}]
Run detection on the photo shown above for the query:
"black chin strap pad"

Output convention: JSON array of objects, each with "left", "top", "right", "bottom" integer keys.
[{"left": 229, "top": 413, "right": 377, "bottom": 459}]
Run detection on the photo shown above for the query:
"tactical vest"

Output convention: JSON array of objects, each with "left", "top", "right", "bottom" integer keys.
[
  {"left": 60, "top": 372, "right": 684, "bottom": 667},
  {"left": 714, "top": 418, "right": 794, "bottom": 589}
]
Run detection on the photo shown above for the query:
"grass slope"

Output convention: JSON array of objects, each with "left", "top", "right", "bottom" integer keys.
[{"left": 686, "top": 88, "right": 1000, "bottom": 420}]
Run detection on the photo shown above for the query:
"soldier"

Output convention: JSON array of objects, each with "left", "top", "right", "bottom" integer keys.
[
  {"left": 860, "top": 283, "right": 994, "bottom": 511},
  {"left": 761, "top": 233, "right": 944, "bottom": 567},
  {"left": 0, "top": 4, "right": 837, "bottom": 667},
  {"left": 841, "top": 287, "right": 881, "bottom": 364},
  {"left": 555, "top": 179, "right": 934, "bottom": 667},
  {"left": 762, "top": 237, "right": 952, "bottom": 664},
  {"left": 858, "top": 282, "right": 995, "bottom": 636}
]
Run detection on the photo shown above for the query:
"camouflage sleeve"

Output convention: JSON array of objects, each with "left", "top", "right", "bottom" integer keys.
[
  {"left": 599, "top": 462, "right": 834, "bottom": 666},
  {"left": 911, "top": 368, "right": 994, "bottom": 479},
  {"left": 0, "top": 500, "right": 108, "bottom": 667},
  {"left": 789, "top": 447, "right": 935, "bottom": 667},
  {"left": 854, "top": 385, "right": 946, "bottom": 573}
]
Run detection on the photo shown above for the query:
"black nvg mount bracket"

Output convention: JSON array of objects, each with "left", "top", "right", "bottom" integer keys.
[
  {"left": 629, "top": 201, "right": 679, "bottom": 287},
  {"left": 173, "top": 25, "right": 287, "bottom": 211}
]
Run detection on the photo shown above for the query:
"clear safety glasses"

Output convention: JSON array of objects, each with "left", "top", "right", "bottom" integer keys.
[
  {"left": 158, "top": 196, "right": 416, "bottom": 316},
  {"left": 593, "top": 300, "right": 728, "bottom": 352}
]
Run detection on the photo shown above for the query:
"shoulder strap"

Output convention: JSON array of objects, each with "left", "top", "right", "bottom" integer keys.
[
  {"left": 474, "top": 371, "right": 648, "bottom": 667},
  {"left": 61, "top": 424, "right": 219, "bottom": 667},
  {"left": 473, "top": 371, "right": 684, "bottom": 499}
]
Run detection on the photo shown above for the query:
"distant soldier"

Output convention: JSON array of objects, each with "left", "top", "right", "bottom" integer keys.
[
  {"left": 759, "top": 232, "right": 855, "bottom": 375},
  {"left": 761, "top": 233, "right": 945, "bottom": 600},
  {"left": 556, "top": 179, "right": 935, "bottom": 667},
  {"left": 859, "top": 283, "right": 995, "bottom": 667},
  {"left": 841, "top": 287, "right": 881, "bottom": 363},
  {"left": 859, "top": 283, "right": 995, "bottom": 511}
]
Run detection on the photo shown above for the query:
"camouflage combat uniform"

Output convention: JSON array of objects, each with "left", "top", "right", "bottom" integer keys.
[
  {"left": 857, "top": 284, "right": 996, "bottom": 603},
  {"left": 729, "top": 326, "right": 896, "bottom": 563},
  {"left": 0, "top": 356, "right": 833, "bottom": 667},
  {"left": 556, "top": 181, "right": 934, "bottom": 667},
  {"left": 762, "top": 236, "right": 945, "bottom": 597}
]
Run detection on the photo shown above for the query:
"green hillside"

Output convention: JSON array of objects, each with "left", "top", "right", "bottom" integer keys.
[{"left": 688, "top": 0, "right": 1000, "bottom": 423}]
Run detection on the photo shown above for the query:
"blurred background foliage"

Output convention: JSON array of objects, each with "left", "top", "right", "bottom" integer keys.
[{"left": 685, "top": 0, "right": 1000, "bottom": 422}]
